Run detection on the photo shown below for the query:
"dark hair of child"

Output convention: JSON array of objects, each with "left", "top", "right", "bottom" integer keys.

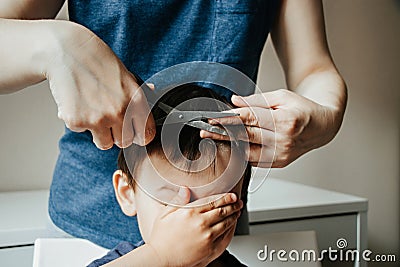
[{"left": 117, "top": 83, "right": 251, "bottom": 201}]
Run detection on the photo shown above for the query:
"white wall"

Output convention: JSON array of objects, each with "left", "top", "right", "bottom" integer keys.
[
  {"left": 0, "top": 0, "right": 398, "bottom": 265},
  {"left": 258, "top": 0, "right": 400, "bottom": 265},
  {"left": 0, "top": 3, "right": 68, "bottom": 192}
]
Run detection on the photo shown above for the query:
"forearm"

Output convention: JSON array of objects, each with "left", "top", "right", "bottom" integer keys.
[
  {"left": 0, "top": 0, "right": 64, "bottom": 19},
  {"left": 0, "top": 18, "right": 55, "bottom": 93},
  {"left": 293, "top": 66, "right": 347, "bottom": 114},
  {"left": 271, "top": 0, "right": 347, "bottom": 115},
  {"left": 102, "top": 244, "right": 164, "bottom": 267}
]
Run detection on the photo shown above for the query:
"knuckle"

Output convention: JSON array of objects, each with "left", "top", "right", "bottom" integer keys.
[
  {"left": 208, "top": 200, "right": 216, "bottom": 210},
  {"left": 223, "top": 217, "right": 230, "bottom": 229},
  {"left": 204, "top": 231, "right": 214, "bottom": 242},
  {"left": 105, "top": 109, "right": 120, "bottom": 123},
  {"left": 186, "top": 208, "right": 196, "bottom": 217},
  {"left": 247, "top": 109, "right": 258, "bottom": 126},
  {"left": 120, "top": 140, "right": 133, "bottom": 148},
  {"left": 246, "top": 128, "right": 256, "bottom": 142},
  {"left": 64, "top": 116, "right": 84, "bottom": 131},
  {"left": 197, "top": 219, "right": 207, "bottom": 230},
  {"left": 96, "top": 140, "right": 113, "bottom": 150},
  {"left": 288, "top": 117, "right": 303, "bottom": 135},
  {"left": 276, "top": 89, "right": 288, "bottom": 97},
  {"left": 275, "top": 161, "right": 288, "bottom": 168},
  {"left": 90, "top": 113, "right": 112, "bottom": 127},
  {"left": 113, "top": 108, "right": 125, "bottom": 121},
  {"left": 278, "top": 153, "right": 291, "bottom": 166},
  {"left": 283, "top": 138, "right": 296, "bottom": 151},
  {"left": 218, "top": 207, "right": 226, "bottom": 217},
  {"left": 88, "top": 114, "right": 102, "bottom": 127},
  {"left": 114, "top": 140, "right": 123, "bottom": 148},
  {"left": 131, "top": 90, "right": 145, "bottom": 103},
  {"left": 57, "top": 111, "right": 64, "bottom": 120},
  {"left": 98, "top": 144, "right": 113, "bottom": 150}
]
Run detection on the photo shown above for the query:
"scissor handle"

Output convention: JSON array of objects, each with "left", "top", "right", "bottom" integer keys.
[{"left": 131, "top": 71, "right": 158, "bottom": 105}]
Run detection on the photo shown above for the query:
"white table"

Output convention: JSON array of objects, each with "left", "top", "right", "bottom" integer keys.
[
  {"left": 34, "top": 231, "right": 321, "bottom": 267},
  {"left": 248, "top": 171, "right": 368, "bottom": 267},
  {"left": 0, "top": 175, "right": 368, "bottom": 267}
]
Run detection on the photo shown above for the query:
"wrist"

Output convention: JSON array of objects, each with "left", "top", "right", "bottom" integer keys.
[
  {"left": 0, "top": 18, "right": 71, "bottom": 91},
  {"left": 30, "top": 20, "right": 75, "bottom": 79},
  {"left": 143, "top": 244, "right": 168, "bottom": 266}
]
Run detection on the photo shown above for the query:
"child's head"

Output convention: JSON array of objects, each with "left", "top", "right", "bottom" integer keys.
[{"left": 113, "top": 84, "right": 251, "bottom": 242}]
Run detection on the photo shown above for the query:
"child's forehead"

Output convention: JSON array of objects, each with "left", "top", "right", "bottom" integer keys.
[
  {"left": 133, "top": 148, "right": 246, "bottom": 205},
  {"left": 142, "top": 152, "right": 230, "bottom": 186}
]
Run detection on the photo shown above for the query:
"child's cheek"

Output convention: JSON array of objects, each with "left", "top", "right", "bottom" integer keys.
[{"left": 230, "top": 179, "right": 244, "bottom": 199}]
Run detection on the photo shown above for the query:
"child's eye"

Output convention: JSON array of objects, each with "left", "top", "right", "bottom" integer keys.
[{"left": 154, "top": 186, "right": 179, "bottom": 205}]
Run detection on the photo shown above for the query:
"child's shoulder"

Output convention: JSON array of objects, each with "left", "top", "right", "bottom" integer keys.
[
  {"left": 208, "top": 250, "right": 247, "bottom": 267},
  {"left": 87, "top": 240, "right": 145, "bottom": 267}
]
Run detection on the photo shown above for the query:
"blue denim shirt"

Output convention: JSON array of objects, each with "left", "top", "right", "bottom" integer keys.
[
  {"left": 50, "top": 0, "right": 279, "bottom": 249},
  {"left": 87, "top": 241, "right": 246, "bottom": 267}
]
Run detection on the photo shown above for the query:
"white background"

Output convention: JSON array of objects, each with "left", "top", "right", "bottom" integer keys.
[{"left": 0, "top": 1, "right": 398, "bottom": 266}]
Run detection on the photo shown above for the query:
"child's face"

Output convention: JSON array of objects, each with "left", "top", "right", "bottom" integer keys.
[{"left": 113, "top": 151, "right": 245, "bottom": 243}]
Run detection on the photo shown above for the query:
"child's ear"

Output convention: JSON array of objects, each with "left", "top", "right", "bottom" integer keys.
[{"left": 113, "top": 170, "right": 137, "bottom": 216}]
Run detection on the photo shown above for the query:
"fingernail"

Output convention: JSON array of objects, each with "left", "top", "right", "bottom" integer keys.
[
  {"left": 230, "top": 193, "right": 237, "bottom": 202},
  {"left": 232, "top": 95, "right": 244, "bottom": 105},
  {"left": 147, "top": 83, "right": 155, "bottom": 90},
  {"left": 144, "top": 127, "right": 156, "bottom": 144},
  {"left": 208, "top": 119, "right": 218, "bottom": 125},
  {"left": 178, "top": 187, "right": 186, "bottom": 198},
  {"left": 200, "top": 130, "right": 211, "bottom": 138}
]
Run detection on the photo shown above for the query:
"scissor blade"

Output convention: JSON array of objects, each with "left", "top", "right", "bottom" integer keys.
[
  {"left": 180, "top": 111, "right": 239, "bottom": 120},
  {"left": 200, "top": 111, "right": 240, "bottom": 119},
  {"left": 186, "top": 121, "right": 228, "bottom": 136},
  {"left": 157, "top": 102, "right": 175, "bottom": 114},
  {"left": 161, "top": 110, "right": 239, "bottom": 125}
]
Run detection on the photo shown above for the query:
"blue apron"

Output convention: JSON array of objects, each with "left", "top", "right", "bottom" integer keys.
[{"left": 50, "top": 0, "right": 279, "bottom": 249}]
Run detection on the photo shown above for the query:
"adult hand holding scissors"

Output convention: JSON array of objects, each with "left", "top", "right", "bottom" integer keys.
[
  {"left": 201, "top": 0, "right": 347, "bottom": 168},
  {"left": 201, "top": 89, "right": 345, "bottom": 168},
  {"left": 0, "top": 19, "right": 155, "bottom": 149}
]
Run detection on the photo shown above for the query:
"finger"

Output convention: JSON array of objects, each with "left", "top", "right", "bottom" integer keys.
[
  {"left": 195, "top": 193, "right": 238, "bottom": 213},
  {"left": 91, "top": 127, "right": 114, "bottom": 150},
  {"left": 129, "top": 87, "right": 156, "bottom": 145},
  {"left": 212, "top": 224, "right": 236, "bottom": 258},
  {"left": 211, "top": 211, "right": 241, "bottom": 241},
  {"left": 111, "top": 123, "right": 124, "bottom": 148},
  {"left": 200, "top": 126, "right": 275, "bottom": 145},
  {"left": 250, "top": 161, "right": 275, "bottom": 168},
  {"left": 120, "top": 119, "right": 135, "bottom": 148},
  {"left": 250, "top": 147, "right": 302, "bottom": 168},
  {"left": 231, "top": 89, "right": 290, "bottom": 109},
  {"left": 64, "top": 122, "right": 86, "bottom": 133},
  {"left": 247, "top": 144, "right": 276, "bottom": 168},
  {"left": 61, "top": 113, "right": 86, "bottom": 133},
  {"left": 210, "top": 107, "right": 275, "bottom": 130},
  {"left": 162, "top": 187, "right": 191, "bottom": 216},
  {"left": 205, "top": 199, "right": 243, "bottom": 226},
  {"left": 146, "top": 83, "right": 155, "bottom": 91},
  {"left": 187, "top": 193, "right": 229, "bottom": 208}
]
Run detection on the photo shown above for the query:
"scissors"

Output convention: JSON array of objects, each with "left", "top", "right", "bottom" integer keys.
[
  {"left": 156, "top": 102, "right": 239, "bottom": 136},
  {"left": 132, "top": 72, "right": 239, "bottom": 136}
]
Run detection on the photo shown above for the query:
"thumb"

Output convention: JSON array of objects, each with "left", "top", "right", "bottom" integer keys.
[
  {"left": 146, "top": 83, "right": 155, "bottom": 91},
  {"left": 161, "top": 187, "right": 191, "bottom": 216},
  {"left": 169, "top": 186, "right": 191, "bottom": 206},
  {"left": 231, "top": 89, "right": 288, "bottom": 109}
]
